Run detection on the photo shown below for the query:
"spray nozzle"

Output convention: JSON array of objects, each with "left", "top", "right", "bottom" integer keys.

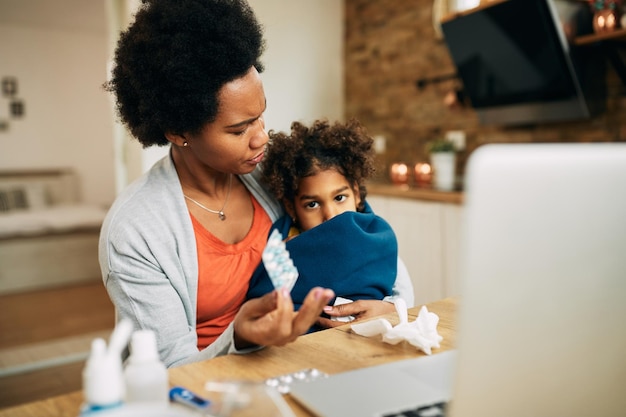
[
  {"left": 108, "top": 318, "right": 133, "bottom": 357},
  {"left": 82, "top": 319, "right": 134, "bottom": 409}
]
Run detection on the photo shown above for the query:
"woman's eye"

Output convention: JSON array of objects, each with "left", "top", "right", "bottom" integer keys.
[{"left": 229, "top": 125, "right": 250, "bottom": 136}]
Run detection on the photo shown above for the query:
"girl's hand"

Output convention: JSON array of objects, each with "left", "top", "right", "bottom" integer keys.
[
  {"left": 316, "top": 299, "right": 396, "bottom": 329},
  {"left": 233, "top": 286, "right": 335, "bottom": 349}
]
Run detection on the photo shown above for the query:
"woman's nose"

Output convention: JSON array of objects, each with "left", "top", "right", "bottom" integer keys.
[{"left": 250, "top": 118, "right": 268, "bottom": 149}]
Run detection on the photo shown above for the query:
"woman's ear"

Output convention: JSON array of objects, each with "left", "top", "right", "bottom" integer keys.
[{"left": 165, "top": 132, "right": 188, "bottom": 148}]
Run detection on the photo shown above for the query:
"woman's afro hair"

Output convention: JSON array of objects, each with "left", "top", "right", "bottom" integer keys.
[
  {"left": 104, "top": 0, "right": 265, "bottom": 147},
  {"left": 262, "top": 119, "right": 375, "bottom": 212}
]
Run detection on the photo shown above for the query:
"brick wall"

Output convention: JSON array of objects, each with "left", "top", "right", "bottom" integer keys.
[{"left": 344, "top": 0, "right": 626, "bottom": 184}]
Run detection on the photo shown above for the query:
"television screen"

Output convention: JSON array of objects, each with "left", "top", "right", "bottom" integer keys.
[{"left": 441, "top": 0, "right": 605, "bottom": 126}]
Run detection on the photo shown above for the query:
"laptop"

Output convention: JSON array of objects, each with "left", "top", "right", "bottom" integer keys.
[{"left": 289, "top": 143, "right": 626, "bottom": 417}]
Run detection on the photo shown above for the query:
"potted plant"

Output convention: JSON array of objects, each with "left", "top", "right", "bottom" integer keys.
[
  {"left": 427, "top": 138, "right": 455, "bottom": 154},
  {"left": 427, "top": 138, "right": 456, "bottom": 191}
]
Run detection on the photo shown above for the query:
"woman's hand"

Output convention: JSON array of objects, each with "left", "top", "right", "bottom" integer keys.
[
  {"left": 233, "top": 286, "right": 335, "bottom": 349},
  {"left": 316, "top": 299, "right": 396, "bottom": 329}
]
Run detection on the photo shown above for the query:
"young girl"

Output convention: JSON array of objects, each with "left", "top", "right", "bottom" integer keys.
[{"left": 247, "top": 119, "right": 410, "bottom": 325}]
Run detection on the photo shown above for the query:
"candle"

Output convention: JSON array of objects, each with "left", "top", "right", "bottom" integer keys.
[
  {"left": 414, "top": 162, "right": 432, "bottom": 188},
  {"left": 390, "top": 163, "right": 409, "bottom": 185}
]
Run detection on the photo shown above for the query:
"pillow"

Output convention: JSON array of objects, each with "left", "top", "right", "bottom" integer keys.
[
  {"left": 23, "top": 183, "right": 49, "bottom": 210},
  {"left": 0, "top": 188, "right": 28, "bottom": 212}
]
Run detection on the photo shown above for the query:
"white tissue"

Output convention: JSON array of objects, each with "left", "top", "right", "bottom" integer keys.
[
  {"left": 349, "top": 318, "right": 393, "bottom": 337},
  {"left": 350, "top": 299, "right": 443, "bottom": 355},
  {"left": 331, "top": 296, "right": 356, "bottom": 322}
]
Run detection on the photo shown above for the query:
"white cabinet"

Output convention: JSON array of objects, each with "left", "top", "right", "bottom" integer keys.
[
  {"left": 368, "top": 195, "right": 463, "bottom": 306},
  {"left": 441, "top": 204, "right": 464, "bottom": 298}
]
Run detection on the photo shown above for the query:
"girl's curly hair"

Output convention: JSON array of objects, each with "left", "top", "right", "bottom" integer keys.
[
  {"left": 262, "top": 119, "right": 375, "bottom": 212},
  {"left": 104, "top": 0, "right": 265, "bottom": 147}
]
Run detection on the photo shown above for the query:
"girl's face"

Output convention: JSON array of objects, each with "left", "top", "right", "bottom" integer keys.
[
  {"left": 286, "top": 169, "right": 361, "bottom": 232},
  {"left": 170, "top": 66, "right": 268, "bottom": 176}
]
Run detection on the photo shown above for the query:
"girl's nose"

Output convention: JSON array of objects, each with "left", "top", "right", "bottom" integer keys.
[{"left": 322, "top": 205, "right": 340, "bottom": 222}]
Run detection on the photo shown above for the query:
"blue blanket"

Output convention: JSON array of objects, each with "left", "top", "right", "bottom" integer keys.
[{"left": 247, "top": 202, "right": 397, "bottom": 311}]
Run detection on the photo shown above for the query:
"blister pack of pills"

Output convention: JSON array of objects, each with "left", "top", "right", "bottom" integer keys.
[
  {"left": 262, "top": 229, "right": 299, "bottom": 292},
  {"left": 265, "top": 368, "right": 329, "bottom": 394}
]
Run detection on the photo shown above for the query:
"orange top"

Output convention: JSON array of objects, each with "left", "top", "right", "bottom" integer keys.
[{"left": 191, "top": 196, "right": 272, "bottom": 349}]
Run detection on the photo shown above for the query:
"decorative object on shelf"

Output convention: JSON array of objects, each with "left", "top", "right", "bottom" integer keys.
[
  {"left": 594, "top": 8, "right": 619, "bottom": 31},
  {"left": 427, "top": 138, "right": 457, "bottom": 192},
  {"left": 433, "top": 0, "right": 481, "bottom": 39},
  {"left": 590, "top": 0, "right": 622, "bottom": 33},
  {"left": 389, "top": 163, "right": 409, "bottom": 185},
  {"left": 414, "top": 162, "right": 433, "bottom": 188},
  {"left": 432, "top": 0, "right": 450, "bottom": 39}
]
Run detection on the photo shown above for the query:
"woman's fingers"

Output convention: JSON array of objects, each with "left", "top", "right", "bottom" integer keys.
[
  {"left": 270, "top": 288, "right": 298, "bottom": 344},
  {"left": 241, "top": 290, "right": 278, "bottom": 319},
  {"left": 233, "top": 291, "right": 279, "bottom": 348},
  {"left": 234, "top": 287, "right": 335, "bottom": 348},
  {"left": 291, "top": 287, "right": 335, "bottom": 335}
]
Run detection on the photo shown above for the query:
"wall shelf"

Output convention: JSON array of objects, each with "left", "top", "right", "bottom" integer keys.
[{"left": 574, "top": 28, "right": 626, "bottom": 46}]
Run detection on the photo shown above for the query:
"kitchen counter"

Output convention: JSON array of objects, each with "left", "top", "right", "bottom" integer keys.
[{"left": 367, "top": 182, "right": 464, "bottom": 205}]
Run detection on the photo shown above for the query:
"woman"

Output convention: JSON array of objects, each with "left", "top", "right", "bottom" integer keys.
[{"left": 101, "top": 0, "right": 411, "bottom": 368}]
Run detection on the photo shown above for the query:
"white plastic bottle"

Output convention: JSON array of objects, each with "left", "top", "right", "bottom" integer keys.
[
  {"left": 80, "top": 319, "right": 133, "bottom": 416},
  {"left": 124, "top": 329, "right": 169, "bottom": 404}
]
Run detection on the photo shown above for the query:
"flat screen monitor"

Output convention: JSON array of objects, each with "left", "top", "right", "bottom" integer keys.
[{"left": 440, "top": 0, "right": 605, "bottom": 126}]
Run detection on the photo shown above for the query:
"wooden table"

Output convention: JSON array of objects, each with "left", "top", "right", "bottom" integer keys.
[{"left": 0, "top": 297, "right": 457, "bottom": 417}]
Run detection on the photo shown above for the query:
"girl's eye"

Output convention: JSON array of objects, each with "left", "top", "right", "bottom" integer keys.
[
  {"left": 335, "top": 195, "right": 348, "bottom": 203},
  {"left": 305, "top": 201, "right": 319, "bottom": 209}
]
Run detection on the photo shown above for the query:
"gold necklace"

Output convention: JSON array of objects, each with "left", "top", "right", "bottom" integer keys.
[{"left": 184, "top": 174, "right": 232, "bottom": 221}]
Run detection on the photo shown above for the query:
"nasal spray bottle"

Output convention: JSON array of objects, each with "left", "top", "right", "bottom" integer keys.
[
  {"left": 80, "top": 319, "right": 133, "bottom": 415},
  {"left": 124, "top": 329, "right": 169, "bottom": 404}
]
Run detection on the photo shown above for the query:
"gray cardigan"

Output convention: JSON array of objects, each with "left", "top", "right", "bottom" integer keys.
[{"left": 99, "top": 153, "right": 413, "bottom": 367}]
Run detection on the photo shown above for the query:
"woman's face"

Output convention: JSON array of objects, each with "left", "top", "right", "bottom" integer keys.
[
  {"left": 287, "top": 169, "right": 361, "bottom": 232},
  {"left": 182, "top": 66, "right": 268, "bottom": 175}
]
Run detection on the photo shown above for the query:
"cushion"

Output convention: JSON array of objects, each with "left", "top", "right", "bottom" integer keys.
[
  {"left": 0, "top": 188, "right": 28, "bottom": 212},
  {"left": 0, "top": 204, "right": 107, "bottom": 238},
  {"left": 23, "top": 183, "right": 49, "bottom": 210}
]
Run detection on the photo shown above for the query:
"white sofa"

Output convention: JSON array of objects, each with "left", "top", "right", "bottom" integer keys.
[{"left": 0, "top": 169, "right": 108, "bottom": 294}]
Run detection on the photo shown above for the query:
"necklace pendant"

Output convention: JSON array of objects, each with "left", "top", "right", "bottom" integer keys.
[{"left": 218, "top": 211, "right": 226, "bottom": 221}]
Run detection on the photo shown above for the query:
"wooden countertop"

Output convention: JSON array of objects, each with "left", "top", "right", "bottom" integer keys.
[
  {"left": 0, "top": 298, "right": 458, "bottom": 417},
  {"left": 367, "top": 182, "right": 464, "bottom": 205},
  {"left": 170, "top": 297, "right": 458, "bottom": 417}
]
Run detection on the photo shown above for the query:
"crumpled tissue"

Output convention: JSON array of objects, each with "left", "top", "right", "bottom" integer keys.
[{"left": 350, "top": 298, "right": 443, "bottom": 355}]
